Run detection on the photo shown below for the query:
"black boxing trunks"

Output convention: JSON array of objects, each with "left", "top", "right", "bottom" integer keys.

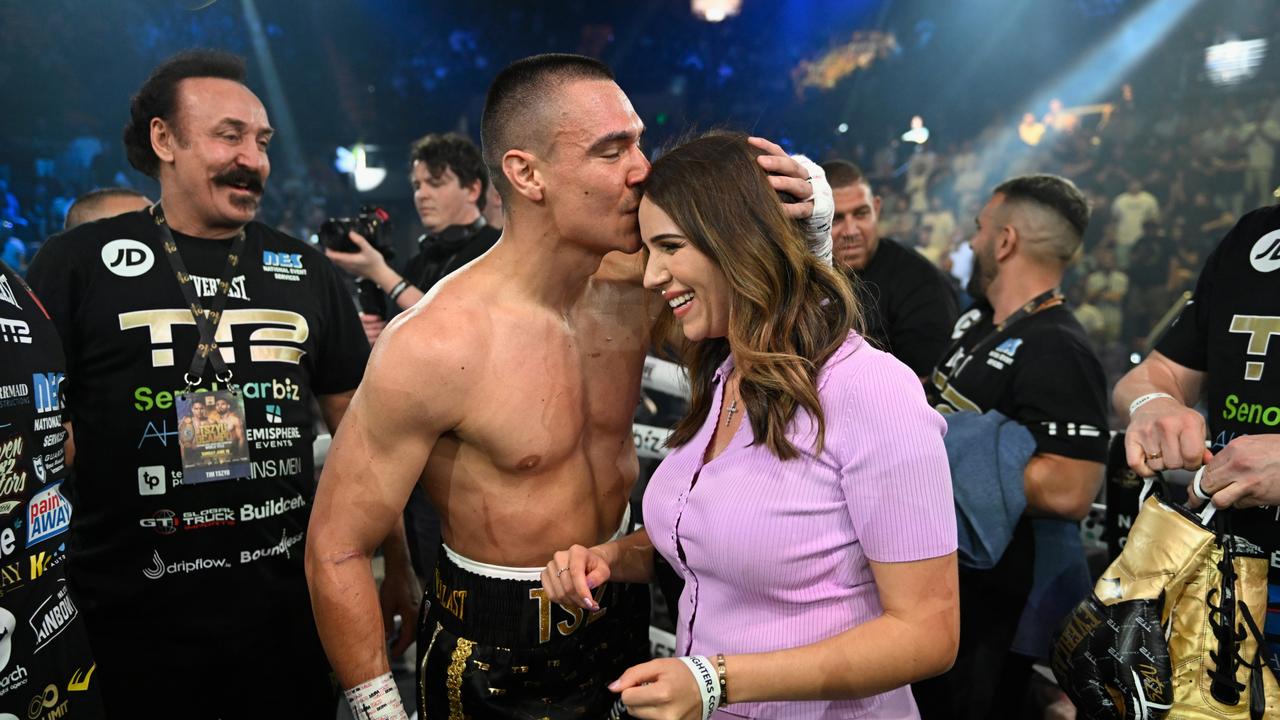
[{"left": 417, "top": 512, "right": 649, "bottom": 720}]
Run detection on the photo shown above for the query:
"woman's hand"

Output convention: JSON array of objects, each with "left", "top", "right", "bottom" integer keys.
[
  {"left": 541, "top": 543, "right": 613, "bottom": 611},
  {"left": 610, "top": 658, "right": 705, "bottom": 720}
]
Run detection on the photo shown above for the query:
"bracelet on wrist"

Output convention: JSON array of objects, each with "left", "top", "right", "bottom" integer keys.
[
  {"left": 715, "top": 653, "right": 729, "bottom": 706},
  {"left": 1128, "top": 392, "right": 1176, "bottom": 417},
  {"left": 388, "top": 279, "right": 410, "bottom": 303}
]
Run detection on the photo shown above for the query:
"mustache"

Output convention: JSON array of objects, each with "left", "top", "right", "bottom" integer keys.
[{"left": 213, "top": 166, "right": 265, "bottom": 195}]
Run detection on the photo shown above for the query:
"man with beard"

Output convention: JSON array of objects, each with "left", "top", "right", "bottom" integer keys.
[
  {"left": 26, "top": 50, "right": 416, "bottom": 718},
  {"left": 820, "top": 159, "right": 957, "bottom": 380},
  {"left": 913, "top": 175, "right": 1108, "bottom": 719}
]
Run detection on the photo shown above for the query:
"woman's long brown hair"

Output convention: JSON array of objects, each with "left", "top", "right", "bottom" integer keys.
[{"left": 646, "top": 131, "right": 861, "bottom": 459}]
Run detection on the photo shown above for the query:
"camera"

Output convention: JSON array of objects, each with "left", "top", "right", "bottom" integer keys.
[
  {"left": 319, "top": 205, "right": 394, "bottom": 256},
  {"left": 319, "top": 206, "right": 396, "bottom": 317}
]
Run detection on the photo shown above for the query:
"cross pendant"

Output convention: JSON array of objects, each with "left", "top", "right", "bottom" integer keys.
[{"left": 725, "top": 399, "right": 738, "bottom": 427}]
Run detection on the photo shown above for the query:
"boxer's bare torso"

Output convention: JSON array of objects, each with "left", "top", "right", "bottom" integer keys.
[{"left": 403, "top": 252, "right": 655, "bottom": 565}]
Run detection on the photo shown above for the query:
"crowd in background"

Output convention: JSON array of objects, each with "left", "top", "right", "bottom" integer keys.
[{"left": 2, "top": 2, "right": 1278, "bottom": 404}]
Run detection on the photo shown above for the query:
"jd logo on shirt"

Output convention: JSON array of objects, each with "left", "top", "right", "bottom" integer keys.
[
  {"left": 1251, "top": 229, "right": 1280, "bottom": 273},
  {"left": 100, "top": 239, "right": 154, "bottom": 278}
]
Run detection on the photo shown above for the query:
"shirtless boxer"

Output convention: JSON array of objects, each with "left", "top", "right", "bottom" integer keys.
[{"left": 305, "top": 53, "right": 829, "bottom": 720}]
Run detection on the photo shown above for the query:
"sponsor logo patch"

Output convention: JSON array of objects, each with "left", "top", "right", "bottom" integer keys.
[
  {"left": 262, "top": 250, "right": 307, "bottom": 281},
  {"left": 240, "top": 529, "right": 304, "bottom": 564},
  {"left": 26, "top": 483, "right": 71, "bottom": 548},
  {"left": 0, "top": 385, "right": 28, "bottom": 410},
  {"left": 0, "top": 318, "right": 30, "bottom": 345},
  {"left": 0, "top": 276, "right": 19, "bottom": 311},
  {"left": 1250, "top": 229, "right": 1280, "bottom": 273},
  {"left": 100, "top": 239, "right": 154, "bottom": 277},
  {"left": 27, "top": 580, "right": 77, "bottom": 653},
  {"left": 136, "top": 465, "right": 166, "bottom": 496},
  {"left": 142, "top": 550, "right": 230, "bottom": 580}
]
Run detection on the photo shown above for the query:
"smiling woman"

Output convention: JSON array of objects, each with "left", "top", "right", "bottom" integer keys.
[{"left": 545, "top": 131, "right": 960, "bottom": 719}]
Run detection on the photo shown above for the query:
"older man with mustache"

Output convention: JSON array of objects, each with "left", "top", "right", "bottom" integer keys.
[{"left": 26, "top": 49, "right": 415, "bottom": 719}]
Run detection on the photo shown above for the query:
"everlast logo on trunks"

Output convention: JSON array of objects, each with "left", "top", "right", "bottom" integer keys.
[
  {"left": 433, "top": 570, "right": 468, "bottom": 622},
  {"left": 239, "top": 493, "right": 306, "bottom": 521},
  {"left": 528, "top": 586, "right": 608, "bottom": 644}
]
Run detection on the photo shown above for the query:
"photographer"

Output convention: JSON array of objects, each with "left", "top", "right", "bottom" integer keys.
[{"left": 326, "top": 132, "right": 500, "bottom": 344}]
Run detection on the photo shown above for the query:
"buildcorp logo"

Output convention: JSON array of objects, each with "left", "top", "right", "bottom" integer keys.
[
  {"left": 142, "top": 550, "right": 230, "bottom": 580},
  {"left": 240, "top": 493, "right": 306, "bottom": 522}
]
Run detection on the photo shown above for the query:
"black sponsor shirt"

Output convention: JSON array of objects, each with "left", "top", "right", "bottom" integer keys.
[
  {"left": 25, "top": 210, "right": 367, "bottom": 700},
  {"left": 852, "top": 238, "right": 958, "bottom": 378},
  {"left": 927, "top": 297, "right": 1109, "bottom": 648},
  {"left": 0, "top": 261, "right": 102, "bottom": 716},
  {"left": 1155, "top": 205, "right": 1280, "bottom": 657}
]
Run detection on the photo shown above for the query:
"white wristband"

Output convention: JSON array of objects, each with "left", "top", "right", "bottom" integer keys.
[
  {"left": 344, "top": 672, "right": 408, "bottom": 720},
  {"left": 677, "top": 655, "right": 721, "bottom": 720},
  {"left": 1128, "top": 392, "right": 1176, "bottom": 417},
  {"left": 1192, "top": 466, "right": 1212, "bottom": 502},
  {"left": 790, "top": 154, "right": 834, "bottom": 267}
]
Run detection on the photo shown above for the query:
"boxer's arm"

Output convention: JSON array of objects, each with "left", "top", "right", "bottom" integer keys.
[
  {"left": 306, "top": 315, "right": 472, "bottom": 692},
  {"left": 317, "top": 387, "right": 421, "bottom": 657}
]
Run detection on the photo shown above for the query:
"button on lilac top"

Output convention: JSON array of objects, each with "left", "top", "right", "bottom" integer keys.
[{"left": 644, "top": 332, "right": 956, "bottom": 719}]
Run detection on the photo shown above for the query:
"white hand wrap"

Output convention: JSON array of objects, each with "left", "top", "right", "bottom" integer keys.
[
  {"left": 677, "top": 655, "right": 721, "bottom": 720},
  {"left": 345, "top": 672, "right": 408, "bottom": 720},
  {"left": 790, "top": 154, "right": 834, "bottom": 266}
]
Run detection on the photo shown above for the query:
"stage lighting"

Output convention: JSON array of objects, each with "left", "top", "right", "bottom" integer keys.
[
  {"left": 901, "top": 115, "right": 930, "bottom": 145},
  {"left": 334, "top": 144, "right": 387, "bottom": 193},
  {"left": 691, "top": 0, "right": 741, "bottom": 23},
  {"left": 837, "top": 123, "right": 849, "bottom": 134},
  {"left": 1204, "top": 38, "right": 1267, "bottom": 87}
]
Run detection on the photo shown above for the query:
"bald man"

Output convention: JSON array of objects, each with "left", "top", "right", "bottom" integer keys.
[{"left": 63, "top": 187, "right": 152, "bottom": 229}]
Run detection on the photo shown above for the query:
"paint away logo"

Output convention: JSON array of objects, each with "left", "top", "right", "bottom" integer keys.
[{"left": 26, "top": 483, "right": 70, "bottom": 548}]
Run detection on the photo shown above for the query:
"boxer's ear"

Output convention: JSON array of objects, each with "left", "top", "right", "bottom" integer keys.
[{"left": 503, "top": 150, "right": 544, "bottom": 203}]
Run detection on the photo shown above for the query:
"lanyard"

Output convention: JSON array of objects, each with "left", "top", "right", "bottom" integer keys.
[
  {"left": 938, "top": 287, "right": 1064, "bottom": 384},
  {"left": 150, "top": 205, "right": 245, "bottom": 391}
]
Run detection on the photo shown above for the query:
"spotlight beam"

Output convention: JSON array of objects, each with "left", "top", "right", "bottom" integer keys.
[{"left": 240, "top": 0, "right": 304, "bottom": 178}]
